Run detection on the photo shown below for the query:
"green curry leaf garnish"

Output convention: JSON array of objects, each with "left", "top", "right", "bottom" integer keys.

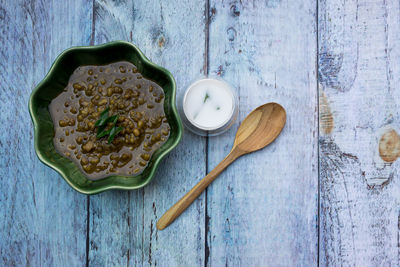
[
  {"left": 95, "top": 107, "right": 110, "bottom": 127},
  {"left": 108, "top": 126, "right": 124, "bottom": 144},
  {"left": 95, "top": 107, "right": 123, "bottom": 143},
  {"left": 96, "top": 128, "right": 112, "bottom": 139},
  {"left": 203, "top": 92, "right": 210, "bottom": 103}
]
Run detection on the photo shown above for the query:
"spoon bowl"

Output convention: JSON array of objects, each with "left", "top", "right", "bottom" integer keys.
[
  {"left": 157, "top": 102, "right": 286, "bottom": 230},
  {"left": 234, "top": 103, "right": 286, "bottom": 153}
]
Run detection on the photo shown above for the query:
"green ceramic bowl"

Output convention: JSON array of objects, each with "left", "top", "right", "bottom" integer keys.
[{"left": 29, "top": 41, "right": 183, "bottom": 194}]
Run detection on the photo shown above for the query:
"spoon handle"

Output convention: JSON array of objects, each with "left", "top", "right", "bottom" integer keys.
[{"left": 157, "top": 148, "right": 243, "bottom": 230}]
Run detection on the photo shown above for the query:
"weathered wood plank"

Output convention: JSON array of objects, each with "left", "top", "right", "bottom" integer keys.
[
  {"left": 0, "top": 0, "right": 92, "bottom": 266},
  {"left": 319, "top": 0, "right": 400, "bottom": 265},
  {"left": 206, "top": 0, "right": 318, "bottom": 266},
  {"left": 88, "top": 0, "right": 206, "bottom": 266}
]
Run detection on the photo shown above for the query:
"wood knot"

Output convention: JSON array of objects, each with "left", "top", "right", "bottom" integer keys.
[
  {"left": 216, "top": 65, "right": 224, "bottom": 76},
  {"left": 379, "top": 129, "right": 400, "bottom": 163},
  {"left": 151, "top": 27, "right": 167, "bottom": 49},
  {"left": 0, "top": 6, "right": 6, "bottom": 20},
  {"left": 319, "top": 92, "right": 334, "bottom": 134},
  {"left": 211, "top": 7, "right": 217, "bottom": 15},
  {"left": 227, "top": 27, "right": 236, "bottom": 42},
  {"left": 157, "top": 36, "right": 166, "bottom": 48},
  {"left": 230, "top": 5, "right": 240, "bottom": 17}
]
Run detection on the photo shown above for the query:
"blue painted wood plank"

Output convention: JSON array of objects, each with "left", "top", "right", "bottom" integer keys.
[
  {"left": 319, "top": 0, "right": 400, "bottom": 265},
  {"left": 0, "top": 0, "right": 92, "bottom": 266},
  {"left": 88, "top": 1, "right": 207, "bottom": 266},
  {"left": 206, "top": 1, "right": 319, "bottom": 266}
]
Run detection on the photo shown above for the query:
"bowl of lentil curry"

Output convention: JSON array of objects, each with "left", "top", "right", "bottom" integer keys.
[{"left": 29, "top": 41, "right": 183, "bottom": 194}]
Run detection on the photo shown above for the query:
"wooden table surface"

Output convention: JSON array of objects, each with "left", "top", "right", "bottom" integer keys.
[{"left": 1, "top": 0, "right": 400, "bottom": 266}]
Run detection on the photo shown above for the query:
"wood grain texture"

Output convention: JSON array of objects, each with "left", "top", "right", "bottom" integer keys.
[
  {"left": 319, "top": 0, "right": 400, "bottom": 265},
  {"left": 0, "top": 0, "right": 92, "bottom": 266},
  {"left": 3, "top": 0, "right": 400, "bottom": 265},
  {"left": 206, "top": 0, "right": 319, "bottom": 266},
  {"left": 88, "top": 0, "right": 206, "bottom": 266}
]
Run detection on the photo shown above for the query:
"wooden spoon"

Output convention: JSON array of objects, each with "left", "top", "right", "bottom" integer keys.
[{"left": 157, "top": 102, "right": 286, "bottom": 230}]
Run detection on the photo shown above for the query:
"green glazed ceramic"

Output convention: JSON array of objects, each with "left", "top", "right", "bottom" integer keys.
[{"left": 29, "top": 41, "right": 183, "bottom": 194}]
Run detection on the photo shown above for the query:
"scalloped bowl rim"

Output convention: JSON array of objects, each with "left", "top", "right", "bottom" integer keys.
[{"left": 28, "top": 41, "right": 183, "bottom": 194}]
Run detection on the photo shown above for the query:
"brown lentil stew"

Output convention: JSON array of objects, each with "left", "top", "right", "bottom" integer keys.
[{"left": 49, "top": 61, "right": 170, "bottom": 180}]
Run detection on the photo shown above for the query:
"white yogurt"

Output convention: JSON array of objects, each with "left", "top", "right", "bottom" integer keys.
[{"left": 183, "top": 78, "right": 235, "bottom": 130}]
